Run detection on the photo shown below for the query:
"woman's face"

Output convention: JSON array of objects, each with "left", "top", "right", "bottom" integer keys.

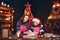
[{"left": 23, "top": 16, "right": 29, "bottom": 22}]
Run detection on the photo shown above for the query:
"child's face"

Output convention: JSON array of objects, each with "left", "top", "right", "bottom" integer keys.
[
  {"left": 23, "top": 16, "right": 29, "bottom": 22},
  {"left": 33, "top": 21, "right": 39, "bottom": 26}
]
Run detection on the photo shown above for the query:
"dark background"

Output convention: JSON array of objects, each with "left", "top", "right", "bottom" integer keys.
[{"left": 0, "top": 0, "right": 57, "bottom": 33}]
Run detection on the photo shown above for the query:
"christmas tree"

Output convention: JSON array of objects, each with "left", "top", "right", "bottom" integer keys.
[{"left": 24, "top": 2, "right": 34, "bottom": 23}]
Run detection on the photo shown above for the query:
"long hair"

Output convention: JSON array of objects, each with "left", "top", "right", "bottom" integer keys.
[{"left": 20, "top": 15, "right": 29, "bottom": 22}]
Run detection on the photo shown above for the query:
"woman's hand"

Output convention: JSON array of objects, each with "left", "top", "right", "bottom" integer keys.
[
  {"left": 16, "top": 31, "right": 20, "bottom": 37},
  {"left": 23, "top": 31, "right": 30, "bottom": 35},
  {"left": 33, "top": 32, "right": 39, "bottom": 35},
  {"left": 23, "top": 30, "right": 32, "bottom": 35}
]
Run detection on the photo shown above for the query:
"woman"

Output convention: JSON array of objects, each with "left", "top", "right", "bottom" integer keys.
[{"left": 16, "top": 15, "right": 29, "bottom": 38}]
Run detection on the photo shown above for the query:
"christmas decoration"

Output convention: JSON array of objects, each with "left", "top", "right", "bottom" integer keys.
[
  {"left": 0, "top": 2, "right": 14, "bottom": 38},
  {"left": 48, "top": 0, "right": 60, "bottom": 20},
  {"left": 24, "top": 2, "right": 34, "bottom": 23}
]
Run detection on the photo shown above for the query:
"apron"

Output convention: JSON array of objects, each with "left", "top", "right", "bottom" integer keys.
[
  {"left": 33, "top": 27, "right": 41, "bottom": 38},
  {"left": 20, "top": 25, "right": 27, "bottom": 32},
  {"left": 20, "top": 25, "right": 27, "bottom": 38},
  {"left": 33, "top": 27, "right": 40, "bottom": 33}
]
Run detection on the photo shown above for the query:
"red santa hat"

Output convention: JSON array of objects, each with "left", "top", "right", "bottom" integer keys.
[
  {"left": 32, "top": 18, "right": 40, "bottom": 24},
  {"left": 32, "top": 18, "right": 43, "bottom": 26}
]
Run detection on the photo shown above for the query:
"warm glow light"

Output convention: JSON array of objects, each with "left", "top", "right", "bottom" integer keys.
[
  {"left": 1, "top": 2, "right": 4, "bottom": 5},
  {"left": 53, "top": 5, "right": 55, "bottom": 8},
  {"left": 7, "top": 5, "right": 10, "bottom": 7},
  {"left": 12, "top": 16, "right": 13, "bottom": 19},
  {"left": 4, "top": 17, "right": 10, "bottom": 20},
  {"left": 53, "top": 3, "right": 60, "bottom": 8},
  {"left": 9, "top": 24, "right": 10, "bottom": 27},
  {"left": 12, "top": 29, "right": 14, "bottom": 31},
  {"left": 0, "top": 11, "right": 3, "bottom": 13},
  {"left": 48, "top": 16, "right": 52, "bottom": 19},
  {"left": 57, "top": 3, "right": 60, "bottom": 7},
  {"left": 12, "top": 10, "right": 15, "bottom": 12}
]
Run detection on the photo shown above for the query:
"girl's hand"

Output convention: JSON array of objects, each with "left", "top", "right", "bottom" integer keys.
[
  {"left": 33, "top": 32, "right": 39, "bottom": 35},
  {"left": 28, "top": 30, "right": 32, "bottom": 32}
]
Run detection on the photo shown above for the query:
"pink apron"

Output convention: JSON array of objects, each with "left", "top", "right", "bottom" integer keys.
[
  {"left": 20, "top": 25, "right": 27, "bottom": 32},
  {"left": 33, "top": 27, "right": 40, "bottom": 32},
  {"left": 33, "top": 27, "right": 41, "bottom": 38}
]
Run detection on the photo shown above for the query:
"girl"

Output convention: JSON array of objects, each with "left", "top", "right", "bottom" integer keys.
[{"left": 27, "top": 18, "right": 45, "bottom": 38}]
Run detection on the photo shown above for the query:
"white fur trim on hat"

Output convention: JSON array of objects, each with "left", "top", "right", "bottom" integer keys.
[
  {"left": 40, "top": 29, "right": 44, "bottom": 32},
  {"left": 32, "top": 18, "right": 40, "bottom": 24},
  {"left": 41, "top": 25, "right": 43, "bottom": 27}
]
